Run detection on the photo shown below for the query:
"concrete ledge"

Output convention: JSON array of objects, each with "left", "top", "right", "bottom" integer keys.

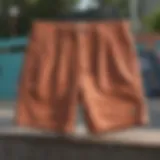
[
  {"left": 0, "top": 127, "right": 159, "bottom": 160},
  {"left": 0, "top": 126, "right": 159, "bottom": 147}
]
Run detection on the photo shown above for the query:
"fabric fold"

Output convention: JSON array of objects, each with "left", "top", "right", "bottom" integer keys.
[{"left": 16, "top": 20, "right": 148, "bottom": 134}]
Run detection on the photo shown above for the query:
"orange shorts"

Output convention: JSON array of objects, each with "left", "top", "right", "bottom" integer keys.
[{"left": 16, "top": 20, "right": 148, "bottom": 134}]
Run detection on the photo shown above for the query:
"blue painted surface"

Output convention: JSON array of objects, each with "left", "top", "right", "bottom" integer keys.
[
  {"left": 0, "top": 37, "right": 27, "bottom": 100},
  {"left": 0, "top": 37, "right": 28, "bottom": 48},
  {"left": 0, "top": 54, "right": 24, "bottom": 99}
]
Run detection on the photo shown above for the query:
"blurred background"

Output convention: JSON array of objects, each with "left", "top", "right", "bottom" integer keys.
[
  {"left": 0, "top": 0, "right": 160, "bottom": 129},
  {"left": 1, "top": 0, "right": 160, "bottom": 37}
]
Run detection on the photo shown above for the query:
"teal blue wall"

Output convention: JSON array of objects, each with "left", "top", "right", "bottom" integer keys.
[
  {"left": 0, "top": 37, "right": 27, "bottom": 100},
  {"left": 0, "top": 54, "right": 24, "bottom": 100}
]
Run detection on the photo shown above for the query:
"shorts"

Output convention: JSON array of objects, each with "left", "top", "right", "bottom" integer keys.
[{"left": 16, "top": 20, "right": 148, "bottom": 134}]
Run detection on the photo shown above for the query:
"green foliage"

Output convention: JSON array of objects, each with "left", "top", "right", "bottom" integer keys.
[
  {"left": 27, "top": 0, "right": 78, "bottom": 18},
  {"left": 103, "top": 0, "right": 129, "bottom": 15},
  {"left": 0, "top": 0, "right": 78, "bottom": 37},
  {"left": 0, "top": 0, "right": 129, "bottom": 37},
  {"left": 24, "top": 0, "right": 78, "bottom": 33},
  {"left": 143, "top": 9, "right": 160, "bottom": 32}
]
